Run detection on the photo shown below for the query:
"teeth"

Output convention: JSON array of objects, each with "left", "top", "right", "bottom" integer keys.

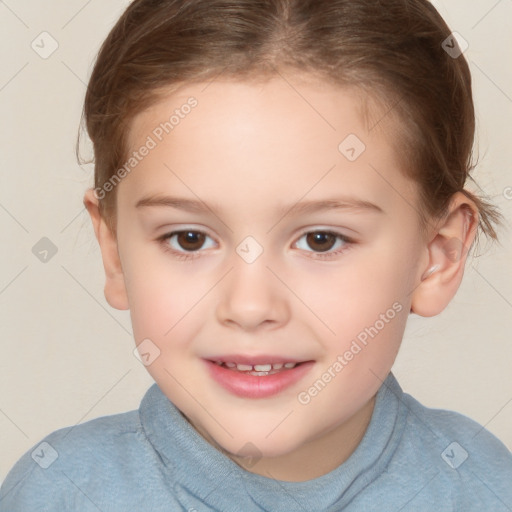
[
  {"left": 217, "top": 361, "right": 298, "bottom": 371},
  {"left": 236, "top": 363, "right": 253, "bottom": 371},
  {"left": 254, "top": 364, "right": 272, "bottom": 371}
]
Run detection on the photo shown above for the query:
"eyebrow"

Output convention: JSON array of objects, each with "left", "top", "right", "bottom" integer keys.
[{"left": 135, "top": 195, "right": 384, "bottom": 217}]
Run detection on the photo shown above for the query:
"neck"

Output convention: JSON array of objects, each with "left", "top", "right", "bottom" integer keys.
[{"left": 197, "top": 394, "right": 377, "bottom": 482}]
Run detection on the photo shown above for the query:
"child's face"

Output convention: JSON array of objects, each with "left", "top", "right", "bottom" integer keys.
[{"left": 107, "top": 76, "right": 429, "bottom": 475}]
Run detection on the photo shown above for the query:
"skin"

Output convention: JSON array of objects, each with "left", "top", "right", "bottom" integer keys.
[{"left": 84, "top": 74, "right": 478, "bottom": 482}]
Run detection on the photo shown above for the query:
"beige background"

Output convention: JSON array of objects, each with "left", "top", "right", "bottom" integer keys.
[{"left": 0, "top": 0, "right": 511, "bottom": 483}]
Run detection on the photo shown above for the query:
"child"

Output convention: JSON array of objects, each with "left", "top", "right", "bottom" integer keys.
[{"left": 1, "top": 0, "right": 511, "bottom": 510}]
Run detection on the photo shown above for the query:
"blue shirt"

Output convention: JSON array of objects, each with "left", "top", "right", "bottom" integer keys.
[{"left": 1, "top": 373, "right": 511, "bottom": 511}]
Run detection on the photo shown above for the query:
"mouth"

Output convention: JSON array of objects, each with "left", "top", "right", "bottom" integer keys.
[
  {"left": 210, "top": 360, "right": 304, "bottom": 376},
  {"left": 204, "top": 356, "right": 315, "bottom": 398}
]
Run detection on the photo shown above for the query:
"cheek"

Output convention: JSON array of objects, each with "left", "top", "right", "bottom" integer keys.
[
  {"left": 120, "top": 243, "right": 210, "bottom": 343},
  {"left": 303, "top": 245, "right": 413, "bottom": 339},
  {"left": 303, "top": 240, "right": 413, "bottom": 374}
]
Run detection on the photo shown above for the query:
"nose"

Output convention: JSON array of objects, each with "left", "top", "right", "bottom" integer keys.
[{"left": 215, "top": 255, "right": 290, "bottom": 332}]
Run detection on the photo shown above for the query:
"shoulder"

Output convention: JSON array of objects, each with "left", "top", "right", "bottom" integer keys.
[
  {"left": 401, "top": 390, "right": 512, "bottom": 465},
  {"left": 0, "top": 407, "right": 155, "bottom": 511},
  {"left": 394, "top": 388, "right": 512, "bottom": 509}
]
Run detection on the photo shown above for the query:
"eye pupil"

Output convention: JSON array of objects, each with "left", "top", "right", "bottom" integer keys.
[
  {"left": 307, "top": 232, "right": 336, "bottom": 252},
  {"left": 178, "top": 231, "right": 205, "bottom": 251}
]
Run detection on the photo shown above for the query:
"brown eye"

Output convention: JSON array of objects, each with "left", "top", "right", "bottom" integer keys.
[
  {"left": 159, "top": 229, "right": 216, "bottom": 260},
  {"left": 175, "top": 231, "right": 206, "bottom": 251},
  {"left": 305, "top": 232, "right": 337, "bottom": 252},
  {"left": 294, "top": 230, "right": 351, "bottom": 259}
]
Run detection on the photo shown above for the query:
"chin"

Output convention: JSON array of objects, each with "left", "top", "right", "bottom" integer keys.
[{"left": 213, "top": 427, "right": 303, "bottom": 460}]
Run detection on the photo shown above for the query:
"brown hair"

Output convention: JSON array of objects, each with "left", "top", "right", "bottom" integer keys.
[{"left": 79, "top": 0, "right": 503, "bottom": 254}]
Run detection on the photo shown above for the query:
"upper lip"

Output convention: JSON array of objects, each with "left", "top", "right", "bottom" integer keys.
[{"left": 206, "top": 354, "right": 312, "bottom": 365}]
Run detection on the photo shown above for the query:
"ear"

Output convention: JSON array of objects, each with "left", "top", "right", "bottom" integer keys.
[
  {"left": 83, "top": 189, "right": 129, "bottom": 310},
  {"left": 411, "top": 191, "right": 479, "bottom": 317}
]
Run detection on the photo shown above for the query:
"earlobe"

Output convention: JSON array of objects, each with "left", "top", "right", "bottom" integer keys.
[
  {"left": 83, "top": 189, "right": 130, "bottom": 311},
  {"left": 411, "top": 192, "right": 478, "bottom": 317}
]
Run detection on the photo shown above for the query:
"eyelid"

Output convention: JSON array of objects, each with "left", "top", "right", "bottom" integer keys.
[
  {"left": 159, "top": 227, "right": 217, "bottom": 248},
  {"left": 156, "top": 225, "right": 218, "bottom": 244},
  {"left": 294, "top": 225, "right": 353, "bottom": 238}
]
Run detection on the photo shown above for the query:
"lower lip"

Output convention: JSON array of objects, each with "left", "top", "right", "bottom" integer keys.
[{"left": 204, "top": 360, "right": 315, "bottom": 399}]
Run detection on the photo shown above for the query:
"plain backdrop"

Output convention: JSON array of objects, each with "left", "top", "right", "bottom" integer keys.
[{"left": 0, "top": 0, "right": 511, "bottom": 483}]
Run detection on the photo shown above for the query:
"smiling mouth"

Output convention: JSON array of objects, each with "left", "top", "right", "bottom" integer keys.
[
  {"left": 205, "top": 358, "right": 315, "bottom": 398},
  {"left": 211, "top": 360, "right": 304, "bottom": 376}
]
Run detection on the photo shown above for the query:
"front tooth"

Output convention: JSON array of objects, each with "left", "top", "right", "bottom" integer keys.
[
  {"left": 236, "top": 363, "right": 253, "bottom": 371},
  {"left": 284, "top": 362, "right": 296, "bottom": 368},
  {"left": 225, "top": 362, "right": 236, "bottom": 368},
  {"left": 272, "top": 363, "right": 283, "bottom": 370},
  {"left": 254, "top": 364, "right": 272, "bottom": 371}
]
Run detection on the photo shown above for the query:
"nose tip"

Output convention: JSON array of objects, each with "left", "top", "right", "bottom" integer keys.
[{"left": 215, "top": 256, "right": 290, "bottom": 332}]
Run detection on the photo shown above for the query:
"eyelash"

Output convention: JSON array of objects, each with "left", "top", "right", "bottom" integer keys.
[{"left": 157, "top": 229, "right": 355, "bottom": 261}]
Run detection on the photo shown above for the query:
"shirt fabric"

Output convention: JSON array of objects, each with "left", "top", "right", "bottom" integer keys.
[{"left": 1, "top": 372, "right": 511, "bottom": 511}]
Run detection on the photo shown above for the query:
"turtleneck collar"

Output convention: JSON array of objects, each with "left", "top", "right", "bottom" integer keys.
[{"left": 139, "top": 372, "right": 407, "bottom": 511}]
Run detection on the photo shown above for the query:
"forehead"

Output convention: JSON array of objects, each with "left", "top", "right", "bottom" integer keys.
[
  {"left": 127, "top": 75, "right": 379, "bottom": 150},
  {"left": 122, "top": 76, "right": 416, "bottom": 217}
]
